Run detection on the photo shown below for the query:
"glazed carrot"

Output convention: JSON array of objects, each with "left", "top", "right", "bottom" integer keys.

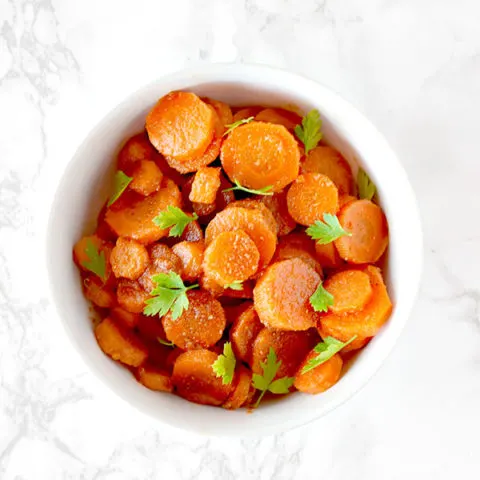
[
  {"left": 261, "top": 189, "right": 297, "bottom": 236},
  {"left": 323, "top": 269, "right": 373, "bottom": 314},
  {"left": 200, "top": 272, "right": 224, "bottom": 297},
  {"left": 189, "top": 167, "right": 221, "bottom": 204},
  {"left": 73, "top": 235, "right": 103, "bottom": 269},
  {"left": 162, "top": 290, "right": 226, "bottom": 350},
  {"left": 226, "top": 199, "right": 278, "bottom": 235},
  {"left": 110, "top": 306, "right": 140, "bottom": 329},
  {"left": 180, "top": 220, "right": 204, "bottom": 242},
  {"left": 203, "top": 230, "right": 260, "bottom": 286},
  {"left": 83, "top": 276, "right": 115, "bottom": 308},
  {"left": 110, "top": 237, "right": 149, "bottom": 280},
  {"left": 223, "top": 365, "right": 252, "bottom": 410},
  {"left": 339, "top": 194, "right": 357, "bottom": 208},
  {"left": 139, "top": 244, "right": 183, "bottom": 292},
  {"left": 95, "top": 317, "right": 148, "bottom": 367},
  {"left": 314, "top": 242, "right": 344, "bottom": 269},
  {"left": 287, "top": 173, "right": 339, "bottom": 226},
  {"left": 117, "top": 132, "right": 160, "bottom": 171},
  {"left": 172, "top": 241, "right": 205, "bottom": 282},
  {"left": 136, "top": 363, "right": 173, "bottom": 392},
  {"left": 294, "top": 353, "right": 342, "bottom": 394},
  {"left": 229, "top": 305, "right": 263, "bottom": 364},
  {"left": 203, "top": 97, "right": 233, "bottom": 128},
  {"left": 117, "top": 279, "right": 150, "bottom": 313},
  {"left": 301, "top": 146, "right": 354, "bottom": 194},
  {"left": 194, "top": 174, "right": 236, "bottom": 224},
  {"left": 129, "top": 160, "right": 164, "bottom": 196},
  {"left": 255, "top": 108, "right": 302, "bottom": 131},
  {"left": 334, "top": 199, "right": 389, "bottom": 264},
  {"left": 221, "top": 122, "right": 300, "bottom": 192},
  {"left": 232, "top": 106, "right": 263, "bottom": 122},
  {"left": 253, "top": 258, "right": 320, "bottom": 331},
  {"left": 172, "top": 349, "right": 233, "bottom": 405}
]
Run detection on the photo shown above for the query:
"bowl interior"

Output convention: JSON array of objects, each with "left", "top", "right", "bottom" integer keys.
[{"left": 47, "top": 65, "right": 422, "bottom": 436}]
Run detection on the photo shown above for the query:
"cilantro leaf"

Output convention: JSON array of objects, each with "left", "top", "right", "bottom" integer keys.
[
  {"left": 223, "top": 116, "right": 255, "bottom": 136},
  {"left": 357, "top": 169, "right": 376, "bottom": 201},
  {"left": 212, "top": 342, "right": 236, "bottom": 385},
  {"left": 223, "top": 179, "right": 273, "bottom": 196},
  {"left": 108, "top": 170, "right": 132, "bottom": 207},
  {"left": 301, "top": 336, "right": 357, "bottom": 374},
  {"left": 294, "top": 109, "right": 322, "bottom": 155},
  {"left": 225, "top": 281, "right": 243, "bottom": 291},
  {"left": 153, "top": 206, "right": 198, "bottom": 237},
  {"left": 306, "top": 213, "right": 351, "bottom": 245},
  {"left": 143, "top": 272, "right": 198, "bottom": 319},
  {"left": 309, "top": 281, "right": 334, "bottom": 313},
  {"left": 157, "top": 338, "right": 175, "bottom": 347},
  {"left": 252, "top": 347, "right": 295, "bottom": 408},
  {"left": 81, "top": 238, "right": 106, "bottom": 281}
]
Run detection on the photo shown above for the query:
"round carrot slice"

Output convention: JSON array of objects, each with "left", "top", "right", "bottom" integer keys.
[
  {"left": 223, "top": 365, "right": 252, "bottom": 410},
  {"left": 254, "top": 108, "right": 302, "bottom": 131},
  {"left": 117, "top": 132, "right": 160, "bottom": 172},
  {"left": 226, "top": 199, "right": 278, "bottom": 235},
  {"left": 146, "top": 91, "right": 215, "bottom": 162},
  {"left": 221, "top": 122, "right": 300, "bottom": 192},
  {"left": 287, "top": 173, "right": 339, "bottom": 226},
  {"left": 301, "top": 146, "right": 354, "bottom": 194},
  {"left": 261, "top": 189, "right": 296, "bottom": 236},
  {"left": 189, "top": 167, "right": 221, "bottom": 204},
  {"left": 334, "top": 199, "right": 389, "bottom": 264},
  {"left": 323, "top": 269, "right": 373, "bottom": 314},
  {"left": 229, "top": 305, "right": 264, "bottom": 364},
  {"left": 117, "top": 279, "right": 150, "bottom": 313},
  {"left": 172, "top": 241, "right": 204, "bottom": 282},
  {"left": 138, "top": 244, "right": 182, "bottom": 292},
  {"left": 205, "top": 207, "right": 277, "bottom": 270},
  {"left": 172, "top": 349, "right": 233, "bottom": 405},
  {"left": 203, "top": 230, "right": 260, "bottom": 286},
  {"left": 294, "top": 353, "right": 343, "bottom": 394},
  {"left": 314, "top": 242, "right": 344, "bottom": 269},
  {"left": 129, "top": 160, "right": 163, "bottom": 196},
  {"left": 110, "top": 237, "right": 149, "bottom": 280},
  {"left": 203, "top": 97, "right": 233, "bottom": 128},
  {"left": 162, "top": 290, "right": 226, "bottom": 350},
  {"left": 232, "top": 106, "right": 263, "bottom": 122},
  {"left": 254, "top": 258, "right": 320, "bottom": 331}
]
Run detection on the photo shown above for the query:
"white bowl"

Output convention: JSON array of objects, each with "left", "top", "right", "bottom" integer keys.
[{"left": 46, "top": 64, "right": 422, "bottom": 436}]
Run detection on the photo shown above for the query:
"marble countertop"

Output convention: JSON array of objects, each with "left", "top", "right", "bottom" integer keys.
[{"left": 1, "top": 0, "right": 480, "bottom": 478}]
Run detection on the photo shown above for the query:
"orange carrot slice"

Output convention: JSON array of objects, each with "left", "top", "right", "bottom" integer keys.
[
  {"left": 230, "top": 305, "right": 264, "bottom": 364},
  {"left": 226, "top": 199, "right": 278, "bottom": 235},
  {"left": 203, "top": 97, "right": 233, "bottom": 128},
  {"left": 189, "top": 167, "right": 221, "bottom": 204},
  {"left": 138, "top": 244, "right": 182, "bottom": 292},
  {"left": 261, "top": 189, "right": 297, "bottom": 236},
  {"left": 117, "top": 132, "right": 160, "bottom": 172},
  {"left": 136, "top": 363, "right": 173, "bottom": 392},
  {"left": 83, "top": 276, "right": 115, "bottom": 308},
  {"left": 110, "top": 237, "right": 149, "bottom": 280},
  {"left": 294, "top": 353, "right": 342, "bottom": 394},
  {"left": 116, "top": 279, "right": 150, "bottom": 313},
  {"left": 130, "top": 160, "right": 163, "bottom": 196},
  {"left": 172, "top": 241, "right": 205, "bottom": 282}
]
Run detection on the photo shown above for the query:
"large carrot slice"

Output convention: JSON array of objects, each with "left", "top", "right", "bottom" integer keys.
[
  {"left": 294, "top": 353, "right": 342, "bottom": 394},
  {"left": 334, "top": 199, "right": 389, "bottom": 264},
  {"left": 129, "top": 160, "right": 163, "bottom": 196},
  {"left": 223, "top": 365, "right": 252, "bottom": 410},
  {"left": 136, "top": 363, "right": 172, "bottom": 392},
  {"left": 189, "top": 167, "right": 221, "bottom": 204},
  {"left": 229, "top": 305, "right": 264, "bottom": 364},
  {"left": 226, "top": 199, "right": 278, "bottom": 235},
  {"left": 261, "top": 189, "right": 297, "bottom": 236},
  {"left": 254, "top": 108, "right": 302, "bottom": 131},
  {"left": 110, "top": 237, "right": 149, "bottom": 280},
  {"left": 287, "top": 173, "right": 339, "bottom": 226},
  {"left": 172, "top": 241, "right": 204, "bottom": 282},
  {"left": 221, "top": 122, "right": 300, "bottom": 192},
  {"left": 253, "top": 258, "right": 320, "bottom": 331},
  {"left": 138, "top": 244, "right": 182, "bottom": 292}
]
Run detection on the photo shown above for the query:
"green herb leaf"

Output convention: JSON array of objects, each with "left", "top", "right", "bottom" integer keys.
[
  {"left": 294, "top": 109, "right": 323, "bottom": 155},
  {"left": 301, "top": 336, "right": 357, "bottom": 374},
  {"left": 225, "top": 280, "right": 243, "bottom": 291},
  {"left": 212, "top": 342, "right": 236, "bottom": 385},
  {"left": 223, "top": 116, "right": 255, "bottom": 136},
  {"left": 157, "top": 338, "right": 175, "bottom": 347},
  {"left": 153, "top": 206, "right": 198, "bottom": 237},
  {"left": 108, "top": 170, "right": 132, "bottom": 207},
  {"left": 357, "top": 169, "right": 376, "bottom": 201},
  {"left": 223, "top": 179, "right": 273, "bottom": 196},
  {"left": 81, "top": 238, "right": 106, "bottom": 281},
  {"left": 143, "top": 272, "right": 198, "bottom": 319},
  {"left": 306, "top": 213, "right": 351, "bottom": 245},
  {"left": 252, "top": 347, "right": 295, "bottom": 408},
  {"left": 309, "top": 281, "right": 334, "bottom": 313}
]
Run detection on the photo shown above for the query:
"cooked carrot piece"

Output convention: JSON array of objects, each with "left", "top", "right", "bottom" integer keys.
[
  {"left": 254, "top": 108, "right": 302, "bottom": 131},
  {"left": 226, "top": 199, "right": 278, "bottom": 235},
  {"left": 138, "top": 244, "right": 182, "bottom": 292},
  {"left": 162, "top": 290, "right": 226, "bottom": 350},
  {"left": 95, "top": 317, "right": 148, "bottom": 366},
  {"left": 314, "top": 242, "right": 344, "bottom": 269},
  {"left": 172, "top": 349, "right": 233, "bottom": 405},
  {"left": 117, "top": 132, "right": 160, "bottom": 172},
  {"left": 294, "top": 353, "right": 343, "bottom": 394},
  {"left": 129, "top": 160, "right": 163, "bottom": 196},
  {"left": 136, "top": 314, "right": 167, "bottom": 342},
  {"left": 232, "top": 106, "right": 263, "bottom": 122},
  {"left": 301, "top": 146, "right": 354, "bottom": 194},
  {"left": 223, "top": 301, "right": 252, "bottom": 326},
  {"left": 223, "top": 365, "right": 252, "bottom": 410},
  {"left": 172, "top": 241, "right": 205, "bottom": 282},
  {"left": 221, "top": 280, "right": 254, "bottom": 300},
  {"left": 117, "top": 279, "right": 150, "bottom": 313},
  {"left": 73, "top": 235, "right": 104, "bottom": 269},
  {"left": 221, "top": 122, "right": 300, "bottom": 192},
  {"left": 205, "top": 207, "right": 277, "bottom": 270},
  {"left": 319, "top": 266, "right": 392, "bottom": 340},
  {"left": 253, "top": 258, "right": 320, "bottom": 331},
  {"left": 287, "top": 173, "right": 339, "bottom": 226},
  {"left": 136, "top": 363, "right": 173, "bottom": 392},
  {"left": 180, "top": 220, "right": 204, "bottom": 242},
  {"left": 334, "top": 199, "right": 389, "bottom": 264},
  {"left": 146, "top": 91, "right": 215, "bottom": 162},
  {"left": 203, "top": 230, "right": 260, "bottom": 286},
  {"left": 229, "top": 305, "right": 263, "bottom": 364},
  {"left": 110, "top": 237, "right": 149, "bottom": 280},
  {"left": 251, "top": 328, "right": 318, "bottom": 378},
  {"left": 339, "top": 194, "right": 357, "bottom": 208},
  {"left": 83, "top": 276, "right": 116, "bottom": 308},
  {"left": 189, "top": 167, "right": 221, "bottom": 204},
  {"left": 261, "top": 189, "right": 296, "bottom": 236},
  {"left": 203, "top": 97, "right": 233, "bottom": 128},
  {"left": 323, "top": 269, "right": 373, "bottom": 314},
  {"left": 200, "top": 272, "right": 225, "bottom": 297},
  {"left": 110, "top": 306, "right": 140, "bottom": 328}
]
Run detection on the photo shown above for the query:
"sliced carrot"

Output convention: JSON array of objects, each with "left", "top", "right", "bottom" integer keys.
[
  {"left": 223, "top": 301, "right": 252, "bottom": 326},
  {"left": 314, "top": 242, "right": 344, "bottom": 269},
  {"left": 110, "top": 237, "right": 149, "bottom": 280},
  {"left": 319, "top": 266, "right": 393, "bottom": 340},
  {"left": 117, "top": 279, "right": 150, "bottom": 313},
  {"left": 95, "top": 317, "right": 147, "bottom": 367},
  {"left": 162, "top": 290, "right": 226, "bottom": 350},
  {"left": 138, "top": 244, "right": 182, "bottom": 292},
  {"left": 181, "top": 220, "right": 204, "bottom": 242},
  {"left": 83, "top": 276, "right": 116, "bottom": 308},
  {"left": 294, "top": 353, "right": 342, "bottom": 394},
  {"left": 339, "top": 194, "right": 357, "bottom": 208},
  {"left": 230, "top": 305, "right": 264, "bottom": 364},
  {"left": 226, "top": 199, "right": 278, "bottom": 235},
  {"left": 172, "top": 349, "right": 233, "bottom": 405},
  {"left": 189, "top": 167, "right": 221, "bottom": 204},
  {"left": 223, "top": 365, "right": 252, "bottom": 410},
  {"left": 136, "top": 363, "right": 173, "bottom": 392},
  {"left": 287, "top": 173, "right": 339, "bottom": 226},
  {"left": 221, "top": 122, "right": 300, "bottom": 192},
  {"left": 200, "top": 272, "right": 224, "bottom": 297},
  {"left": 129, "top": 160, "right": 163, "bottom": 196},
  {"left": 110, "top": 306, "right": 140, "bottom": 329},
  {"left": 117, "top": 131, "right": 160, "bottom": 172},
  {"left": 253, "top": 258, "right": 320, "bottom": 331},
  {"left": 261, "top": 189, "right": 297, "bottom": 236},
  {"left": 203, "top": 97, "right": 233, "bottom": 128},
  {"left": 301, "top": 146, "right": 354, "bottom": 194},
  {"left": 334, "top": 199, "right": 389, "bottom": 264},
  {"left": 232, "top": 106, "right": 263, "bottom": 122},
  {"left": 254, "top": 108, "right": 302, "bottom": 131},
  {"left": 172, "top": 241, "right": 205, "bottom": 282}
]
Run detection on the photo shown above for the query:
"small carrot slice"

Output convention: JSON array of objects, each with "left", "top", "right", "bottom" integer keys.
[
  {"left": 189, "top": 167, "right": 221, "bottom": 204},
  {"left": 261, "top": 189, "right": 297, "bottom": 236},
  {"left": 172, "top": 241, "right": 205, "bottom": 282},
  {"left": 226, "top": 199, "right": 278, "bottom": 235},
  {"left": 172, "top": 349, "right": 233, "bottom": 405},
  {"left": 232, "top": 106, "right": 263, "bottom": 122},
  {"left": 110, "top": 237, "right": 149, "bottom": 280},
  {"left": 229, "top": 305, "right": 263, "bottom": 364},
  {"left": 221, "top": 122, "right": 300, "bottom": 192},
  {"left": 200, "top": 272, "right": 224, "bottom": 297},
  {"left": 117, "top": 279, "right": 150, "bottom": 313},
  {"left": 136, "top": 363, "right": 173, "bottom": 392},
  {"left": 83, "top": 276, "right": 116, "bottom": 308},
  {"left": 287, "top": 173, "right": 339, "bottom": 226},
  {"left": 180, "top": 220, "right": 204, "bottom": 242},
  {"left": 253, "top": 258, "right": 320, "bottom": 331},
  {"left": 110, "top": 307, "right": 140, "bottom": 329},
  {"left": 129, "top": 160, "right": 163, "bottom": 196},
  {"left": 138, "top": 244, "right": 182, "bottom": 292},
  {"left": 301, "top": 146, "right": 354, "bottom": 194},
  {"left": 334, "top": 199, "right": 389, "bottom": 264},
  {"left": 254, "top": 108, "right": 302, "bottom": 131},
  {"left": 223, "top": 365, "right": 252, "bottom": 410},
  {"left": 203, "top": 97, "right": 233, "bottom": 128},
  {"left": 314, "top": 242, "right": 344, "bottom": 269},
  {"left": 294, "top": 353, "right": 343, "bottom": 394},
  {"left": 117, "top": 132, "right": 160, "bottom": 172},
  {"left": 162, "top": 290, "right": 226, "bottom": 350}
]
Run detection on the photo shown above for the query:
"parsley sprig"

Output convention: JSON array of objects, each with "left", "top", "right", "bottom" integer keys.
[
  {"left": 81, "top": 238, "right": 106, "bottom": 282},
  {"left": 223, "top": 116, "right": 255, "bottom": 136},
  {"left": 357, "top": 169, "right": 376, "bottom": 201},
  {"left": 108, "top": 170, "right": 132, "bottom": 207},
  {"left": 223, "top": 179, "right": 273, "bottom": 196},
  {"left": 294, "top": 109, "right": 323, "bottom": 155},
  {"left": 309, "top": 281, "right": 334, "bottom": 313},
  {"left": 212, "top": 342, "right": 236, "bottom": 385},
  {"left": 153, "top": 206, "right": 198, "bottom": 237},
  {"left": 306, "top": 213, "right": 351, "bottom": 245}
]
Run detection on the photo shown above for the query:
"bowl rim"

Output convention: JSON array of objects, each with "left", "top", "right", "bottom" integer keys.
[{"left": 46, "top": 62, "right": 423, "bottom": 436}]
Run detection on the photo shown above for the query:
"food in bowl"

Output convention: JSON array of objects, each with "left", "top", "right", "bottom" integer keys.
[{"left": 72, "top": 91, "right": 392, "bottom": 410}]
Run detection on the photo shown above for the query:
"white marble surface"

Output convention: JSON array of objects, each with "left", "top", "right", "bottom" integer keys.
[{"left": 1, "top": 0, "right": 480, "bottom": 478}]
